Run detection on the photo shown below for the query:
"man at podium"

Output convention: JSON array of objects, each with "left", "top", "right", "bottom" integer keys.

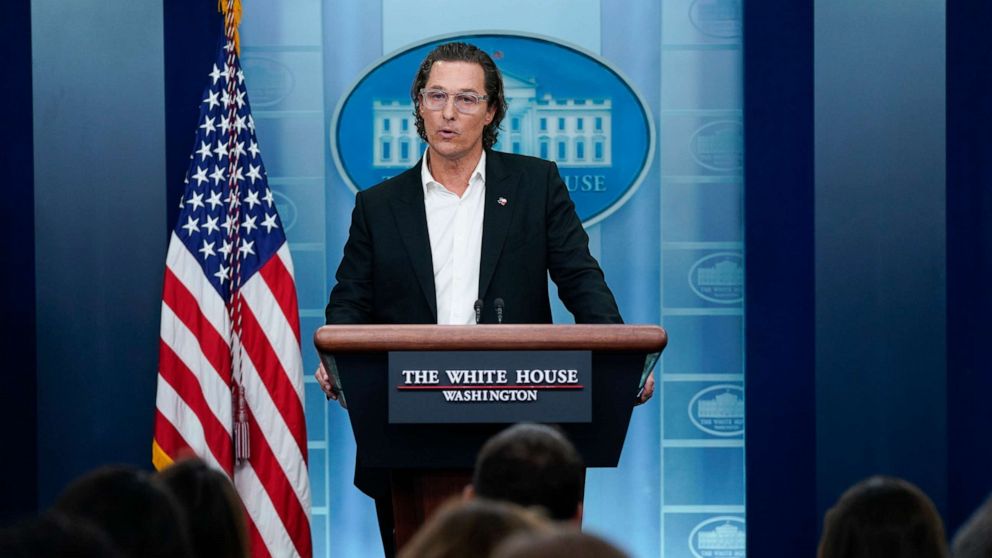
[{"left": 314, "top": 41, "right": 653, "bottom": 556}]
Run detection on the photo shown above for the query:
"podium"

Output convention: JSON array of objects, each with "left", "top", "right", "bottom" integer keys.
[{"left": 314, "top": 324, "right": 667, "bottom": 550}]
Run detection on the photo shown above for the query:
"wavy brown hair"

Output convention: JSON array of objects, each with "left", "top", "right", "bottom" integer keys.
[{"left": 410, "top": 41, "right": 507, "bottom": 149}]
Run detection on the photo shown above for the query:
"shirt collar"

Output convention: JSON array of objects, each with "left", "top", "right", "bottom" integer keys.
[{"left": 421, "top": 149, "right": 487, "bottom": 195}]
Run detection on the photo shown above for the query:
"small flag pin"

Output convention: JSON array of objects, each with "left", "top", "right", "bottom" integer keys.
[{"left": 497, "top": 197, "right": 508, "bottom": 206}]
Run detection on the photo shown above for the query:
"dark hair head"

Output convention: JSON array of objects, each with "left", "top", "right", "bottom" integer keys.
[
  {"left": 398, "top": 498, "right": 551, "bottom": 558},
  {"left": 493, "top": 530, "right": 630, "bottom": 558},
  {"left": 410, "top": 41, "right": 507, "bottom": 149},
  {"left": 473, "top": 423, "right": 585, "bottom": 521},
  {"left": 159, "top": 457, "right": 249, "bottom": 558},
  {"left": 818, "top": 476, "right": 948, "bottom": 558},
  {"left": 952, "top": 491, "right": 992, "bottom": 558},
  {"left": 53, "top": 465, "right": 192, "bottom": 558},
  {"left": 0, "top": 512, "right": 124, "bottom": 558}
]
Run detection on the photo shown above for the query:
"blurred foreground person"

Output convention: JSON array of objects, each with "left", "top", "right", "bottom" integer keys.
[
  {"left": 398, "top": 498, "right": 552, "bottom": 558},
  {"left": 468, "top": 423, "right": 585, "bottom": 524},
  {"left": 0, "top": 512, "right": 123, "bottom": 558},
  {"left": 159, "top": 457, "right": 249, "bottom": 558},
  {"left": 818, "top": 475, "right": 948, "bottom": 558},
  {"left": 952, "top": 492, "right": 992, "bottom": 558},
  {"left": 53, "top": 465, "right": 192, "bottom": 558},
  {"left": 492, "top": 530, "right": 630, "bottom": 558}
]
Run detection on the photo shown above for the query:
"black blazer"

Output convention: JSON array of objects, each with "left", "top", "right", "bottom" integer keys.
[{"left": 325, "top": 149, "right": 622, "bottom": 325}]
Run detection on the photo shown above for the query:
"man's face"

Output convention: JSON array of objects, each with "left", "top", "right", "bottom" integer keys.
[{"left": 419, "top": 60, "right": 496, "bottom": 164}]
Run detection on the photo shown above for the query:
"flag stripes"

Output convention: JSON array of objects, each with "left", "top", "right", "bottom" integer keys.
[{"left": 153, "top": 34, "right": 311, "bottom": 557}]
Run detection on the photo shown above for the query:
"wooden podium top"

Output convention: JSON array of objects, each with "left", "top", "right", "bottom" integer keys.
[{"left": 314, "top": 324, "right": 667, "bottom": 353}]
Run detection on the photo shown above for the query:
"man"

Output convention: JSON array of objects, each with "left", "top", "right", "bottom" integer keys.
[
  {"left": 314, "top": 41, "right": 654, "bottom": 556},
  {"left": 466, "top": 423, "right": 585, "bottom": 525}
]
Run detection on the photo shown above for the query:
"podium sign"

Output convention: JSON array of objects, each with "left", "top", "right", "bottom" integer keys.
[{"left": 388, "top": 350, "right": 592, "bottom": 424}]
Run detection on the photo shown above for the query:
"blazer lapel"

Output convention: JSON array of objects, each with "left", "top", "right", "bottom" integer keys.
[
  {"left": 479, "top": 151, "right": 520, "bottom": 299},
  {"left": 389, "top": 163, "right": 437, "bottom": 321}
]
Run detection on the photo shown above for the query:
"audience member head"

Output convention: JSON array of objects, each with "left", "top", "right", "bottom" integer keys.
[
  {"left": 0, "top": 512, "right": 123, "bottom": 558},
  {"left": 952, "top": 492, "right": 992, "bottom": 558},
  {"left": 53, "top": 465, "right": 192, "bottom": 558},
  {"left": 159, "top": 457, "right": 249, "bottom": 558},
  {"left": 398, "top": 498, "right": 552, "bottom": 558},
  {"left": 493, "top": 530, "right": 630, "bottom": 558},
  {"left": 818, "top": 475, "right": 948, "bottom": 558},
  {"left": 470, "top": 423, "right": 585, "bottom": 522}
]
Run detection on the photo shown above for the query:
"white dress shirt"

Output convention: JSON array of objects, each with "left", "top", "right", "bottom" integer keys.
[{"left": 421, "top": 150, "right": 486, "bottom": 325}]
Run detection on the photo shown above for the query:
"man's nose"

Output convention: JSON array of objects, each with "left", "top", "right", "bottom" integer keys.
[{"left": 441, "top": 97, "right": 457, "bottom": 119}]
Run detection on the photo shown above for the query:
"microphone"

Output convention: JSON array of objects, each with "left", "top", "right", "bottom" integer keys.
[
  {"left": 494, "top": 298, "right": 504, "bottom": 324},
  {"left": 474, "top": 299, "right": 483, "bottom": 324}
]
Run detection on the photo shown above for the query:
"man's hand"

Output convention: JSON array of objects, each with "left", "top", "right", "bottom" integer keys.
[
  {"left": 314, "top": 361, "right": 345, "bottom": 408},
  {"left": 636, "top": 371, "right": 655, "bottom": 405}
]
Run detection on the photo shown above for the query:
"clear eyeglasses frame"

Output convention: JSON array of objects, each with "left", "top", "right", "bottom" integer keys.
[{"left": 419, "top": 88, "right": 489, "bottom": 114}]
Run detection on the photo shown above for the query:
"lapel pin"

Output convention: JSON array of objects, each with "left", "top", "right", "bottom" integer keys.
[{"left": 497, "top": 197, "right": 508, "bottom": 206}]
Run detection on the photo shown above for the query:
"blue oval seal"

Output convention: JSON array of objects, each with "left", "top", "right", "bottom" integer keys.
[
  {"left": 331, "top": 33, "right": 654, "bottom": 226},
  {"left": 240, "top": 55, "right": 295, "bottom": 108},
  {"left": 690, "top": 120, "right": 742, "bottom": 172},
  {"left": 689, "top": 384, "right": 744, "bottom": 437},
  {"left": 689, "top": 516, "right": 746, "bottom": 558},
  {"left": 689, "top": 252, "right": 744, "bottom": 304}
]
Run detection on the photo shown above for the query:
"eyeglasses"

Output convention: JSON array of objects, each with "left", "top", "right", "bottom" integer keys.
[{"left": 419, "top": 88, "right": 489, "bottom": 114}]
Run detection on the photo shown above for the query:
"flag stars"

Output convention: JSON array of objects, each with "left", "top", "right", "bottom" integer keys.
[
  {"left": 187, "top": 191, "right": 205, "bottom": 211},
  {"left": 210, "top": 165, "right": 226, "bottom": 185},
  {"left": 214, "top": 263, "right": 230, "bottom": 282},
  {"left": 231, "top": 165, "right": 245, "bottom": 184},
  {"left": 203, "top": 215, "right": 220, "bottom": 235},
  {"left": 247, "top": 115, "right": 255, "bottom": 133},
  {"left": 219, "top": 239, "right": 233, "bottom": 258},
  {"left": 181, "top": 215, "right": 200, "bottom": 236},
  {"left": 199, "top": 115, "right": 216, "bottom": 136},
  {"left": 235, "top": 90, "right": 246, "bottom": 109},
  {"left": 198, "top": 240, "right": 216, "bottom": 259},
  {"left": 261, "top": 213, "right": 279, "bottom": 233},
  {"left": 206, "top": 190, "right": 223, "bottom": 210},
  {"left": 219, "top": 116, "right": 231, "bottom": 135},
  {"left": 209, "top": 64, "right": 223, "bottom": 85},
  {"left": 239, "top": 239, "right": 255, "bottom": 257},
  {"left": 244, "top": 189, "right": 261, "bottom": 210},
  {"left": 196, "top": 141, "right": 213, "bottom": 161},
  {"left": 214, "top": 140, "right": 229, "bottom": 159},
  {"left": 246, "top": 164, "right": 262, "bottom": 184},
  {"left": 262, "top": 188, "right": 275, "bottom": 208},
  {"left": 203, "top": 90, "right": 220, "bottom": 110},
  {"left": 237, "top": 68, "right": 245, "bottom": 84},
  {"left": 248, "top": 141, "right": 260, "bottom": 159},
  {"left": 191, "top": 166, "right": 209, "bottom": 187},
  {"left": 233, "top": 140, "right": 246, "bottom": 159},
  {"left": 234, "top": 115, "right": 247, "bottom": 134},
  {"left": 222, "top": 214, "right": 237, "bottom": 236},
  {"left": 241, "top": 214, "right": 258, "bottom": 234}
]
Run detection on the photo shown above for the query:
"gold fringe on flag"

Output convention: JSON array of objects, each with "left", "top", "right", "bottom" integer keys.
[{"left": 218, "top": 0, "right": 243, "bottom": 55}]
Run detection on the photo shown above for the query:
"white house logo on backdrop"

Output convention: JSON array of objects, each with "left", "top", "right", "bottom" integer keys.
[
  {"left": 689, "top": 384, "right": 744, "bottom": 436},
  {"left": 690, "top": 0, "right": 743, "bottom": 39},
  {"left": 239, "top": 56, "right": 294, "bottom": 108},
  {"left": 372, "top": 73, "right": 613, "bottom": 170},
  {"left": 689, "top": 252, "right": 744, "bottom": 304},
  {"left": 332, "top": 33, "right": 654, "bottom": 226},
  {"left": 691, "top": 120, "right": 743, "bottom": 172},
  {"left": 689, "top": 516, "right": 746, "bottom": 558}
]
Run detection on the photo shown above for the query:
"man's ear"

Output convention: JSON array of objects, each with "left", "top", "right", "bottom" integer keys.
[
  {"left": 462, "top": 484, "right": 476, "bottom": 501},
  {"left": 573, "top": 501, "right": 584, "bottom": 528}
]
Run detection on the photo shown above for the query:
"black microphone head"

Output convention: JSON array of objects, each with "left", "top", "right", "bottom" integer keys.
[{"left": 494, "top": 297, "right": 504, "bottom": 309}]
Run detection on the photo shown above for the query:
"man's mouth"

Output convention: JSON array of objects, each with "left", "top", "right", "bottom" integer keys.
[{"left": 438, "top": 129, "right": 459, "bottom": 139}]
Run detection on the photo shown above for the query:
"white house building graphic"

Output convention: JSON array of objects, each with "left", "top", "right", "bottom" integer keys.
[{"left": 371, "top": 72, "right": 613, "bottom": 168}]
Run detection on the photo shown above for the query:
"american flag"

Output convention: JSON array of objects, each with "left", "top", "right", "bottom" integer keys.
[{"left": 153, "top": 37, "right": 312, "bottom": 558}]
